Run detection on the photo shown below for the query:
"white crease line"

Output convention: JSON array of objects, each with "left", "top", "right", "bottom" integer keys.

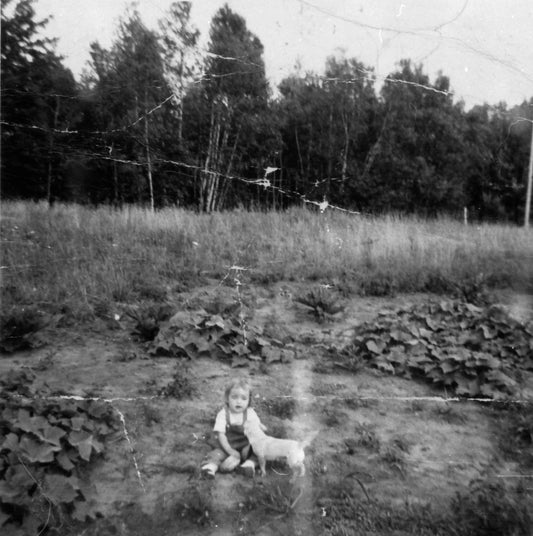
[
  {"left": 14, "top": 394, "right": 532, "bottom": 405},
  {"left": 51, "top": 394, "right": 159, "bottom": 403},
  {"left": 273, "top": 395, "right": 532, "bottom": 404},
  {"left": 496, "top": 474, "right": 533, "bottom": 478},
  {"left": 115, "top": 407, "right": 146, "bottom": 493}
]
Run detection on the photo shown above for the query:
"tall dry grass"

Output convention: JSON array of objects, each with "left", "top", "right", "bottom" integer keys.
[{"left": 1, "top": 201, "right": 532, "bottom": 317}]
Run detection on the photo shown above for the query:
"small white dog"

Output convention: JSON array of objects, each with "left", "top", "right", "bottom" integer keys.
[{"left": 243, "top": 420, "right": 317, "bottom": 478}]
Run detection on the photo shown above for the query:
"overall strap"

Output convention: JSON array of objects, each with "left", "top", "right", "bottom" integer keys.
[{"left": 225, "top": 407, "right": 247, "bottom": 427}]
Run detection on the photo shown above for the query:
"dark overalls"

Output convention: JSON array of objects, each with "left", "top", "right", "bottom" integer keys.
[{"left": 203, "top": 408, "right": 254, "bottom": 471}]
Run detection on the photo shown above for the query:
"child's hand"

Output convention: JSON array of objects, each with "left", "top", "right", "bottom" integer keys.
[{"left": 229, "top": 448, "right": 240, "bottom": 459}]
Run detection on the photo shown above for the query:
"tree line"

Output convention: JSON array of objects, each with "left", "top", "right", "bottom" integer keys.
[{"left": 2, "top": 0, "right": 532, "bottom": 221}]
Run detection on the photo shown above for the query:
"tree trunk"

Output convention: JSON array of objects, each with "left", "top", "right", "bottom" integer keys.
[
  {"left": 205, "top": 105, "right": 222, "bottom": 212},
  {"left": 176, "top": 49, "right": 184, "bottom": 145},
  {"left": 294, "top": 127, "right": 304, "bottom": 178},
  {"left": 201, "top": 106, "right": 216, "bottom": 211},
  {"left": 112, "top": 142, "right": 119, "bottom": 206},
  {"left": 306, "top": 123, "right": 312, "bottom": 185},
  {"left": 217, "top": 124, "right": 240, "bottom": 210},
  {"left": 47, "top": 95, "right": 60, "bottom": 205},
  {"left": 144, "top": 88, "right": 155, "bottom": 211},
  {"left": 341, "top": 113, "right": 349, "bottom": 182},
  {"left": 327, "top": 105, "right": 334, "bottom": 196}
]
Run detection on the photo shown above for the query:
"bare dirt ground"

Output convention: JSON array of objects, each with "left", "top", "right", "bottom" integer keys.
[{"left": 1, "top": 283, "right": 532, "bottom": 535}]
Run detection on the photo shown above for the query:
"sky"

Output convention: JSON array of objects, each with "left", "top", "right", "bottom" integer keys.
[{"left": 32, "top": 0, "right": 533, "bottom": 110}]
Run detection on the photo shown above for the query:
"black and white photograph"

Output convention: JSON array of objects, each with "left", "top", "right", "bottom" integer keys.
[{"left": 1, "top": 1, "right": 532, "bottom": 534}]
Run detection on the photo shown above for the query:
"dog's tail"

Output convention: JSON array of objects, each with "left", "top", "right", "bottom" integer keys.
[{"left": 299, "top": 430, "right": 319, "bottom": 450}]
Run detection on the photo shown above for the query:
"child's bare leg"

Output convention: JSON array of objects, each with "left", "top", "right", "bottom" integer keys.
[
  {"left": 201, "top": 448, "right": 226, "bottom": 477},
  {"left": 219, "top": 455, "right": 241, "bottom": 472}
]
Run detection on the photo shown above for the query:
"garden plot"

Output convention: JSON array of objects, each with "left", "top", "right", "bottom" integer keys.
[{"left": 1, "top": 283, "right": 532, "bottom": 536}]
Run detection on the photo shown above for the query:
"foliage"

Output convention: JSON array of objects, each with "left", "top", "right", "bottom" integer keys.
[
  {"left": 176, "top": 481, "right": 213, "bottom": 526},
  {"left": 126, "top": 303, "right": 174, "bottom": 341},
  {"left": 158, "top": 364, "right": 195, "bottom": 399},
  {"left": 0, "top": 373, "right": 120, "bottom": 533},
  {"left": 295, "top": 287, "right": 344, "bottom": 323},
  {"left": 341, "top": 300, "right": 533, "bottom": 398},
  {"left": 243, "top": 480, "right": 303, "bottom": 515},
  {"left": 0, "top": 306, "right": 55, "bottom": 353},
  {"left": 1, "top": 0, "right": 79, "bottom": 201},
  {"left": 2, "top": 1, "right": 533, "bottom": 220},
  {"left": 150, "top": 308, "right": 294, "bottom": 368},
  {"left": 451, "top": 479, "right": 532, "bottom": 536}
]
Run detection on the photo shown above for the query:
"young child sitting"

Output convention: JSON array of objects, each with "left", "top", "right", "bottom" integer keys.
[{"left": 201, "top": 378, "right": 265, "bottom": 478}]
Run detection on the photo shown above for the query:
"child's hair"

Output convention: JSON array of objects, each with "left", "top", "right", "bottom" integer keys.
[{"left": 224, "top": 378, "right": 252, "bottom": 407}]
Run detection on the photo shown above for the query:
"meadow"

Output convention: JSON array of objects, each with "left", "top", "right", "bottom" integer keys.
[
  {"left": 2, "top": 201, "right": 532, "bottom": 318},
  {"left": 1, "top": 201, "right": 532, "bottom": 535}
]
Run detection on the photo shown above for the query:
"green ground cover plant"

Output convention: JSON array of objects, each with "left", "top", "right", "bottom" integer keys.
[
  {"left": 341, "top": 299, "right": 533, "bottom": 398},
  {"left": 150, "top": 308, "right": 294, "bottom": 368},
  {"left": 295, "top": 287, "right": 344, "bottom": 322},
  {"left": 0, "top": 371, "right": 120, "bottom": 534}
]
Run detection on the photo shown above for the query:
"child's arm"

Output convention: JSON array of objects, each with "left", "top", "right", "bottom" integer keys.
[{"left": 217, "top": 432, "right": 240, "bottom": 459}]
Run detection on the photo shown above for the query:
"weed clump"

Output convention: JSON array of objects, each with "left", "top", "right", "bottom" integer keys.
[
  {"left": 0, "top": 306, "right": 50, "bottom": 352},
  {"left": 159, "top": 365, "right": 195, "bottom": 399},
  {"left": 126, "top": 303, "right": 174, "bottom": 341},
  {"left": 245, "top": 480, "right": 305, "bottom": 515},
  {"left": 176, "top": 482, "right": 213, "bottom": 526},
  {"left": 451, "top": 479, "right": 532, "bottom": 536},
  {"left": 295, "top": 287, "right": 344, "bottom": 323}
]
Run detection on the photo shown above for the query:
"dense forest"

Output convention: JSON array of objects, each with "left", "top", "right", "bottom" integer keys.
[{"left": 1, "top": 0, "right": 532, "bottom": 221}]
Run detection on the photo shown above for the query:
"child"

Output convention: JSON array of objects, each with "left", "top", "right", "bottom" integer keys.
[{"left": 201, "top": 378, "right": 265, "bottom": 478}]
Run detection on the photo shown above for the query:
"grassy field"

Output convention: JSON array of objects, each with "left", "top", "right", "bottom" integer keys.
[{"left": 2, "top": 201, "right": 532, "bottom": 319}]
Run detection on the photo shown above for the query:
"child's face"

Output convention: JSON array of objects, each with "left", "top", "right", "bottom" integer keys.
[{"left": 227, "top": 387, "right": 250, "bottom": 413}]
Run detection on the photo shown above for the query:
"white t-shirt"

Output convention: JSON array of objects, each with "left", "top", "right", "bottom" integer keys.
[{"left": 213, "top": 407, "right": 262, "bottom": 434}]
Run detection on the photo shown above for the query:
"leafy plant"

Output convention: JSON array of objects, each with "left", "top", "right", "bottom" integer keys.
[
  {"left": 176, "top": 482, "right": 213, "bottom": 526},
  {"left": 0, "top": 374, "right": 120, "bottom": 533},
  {"left": 341, "top": 300, "right": 533, "bottom": 398},
  {"left": 126, "top": 303, "right": 174, "bottom": 341},
  {"left": 158, "top": 365, "right": 195, "bottom": 399},
  {"left": 352, "top": 422, "right": 380, "bottom": 451},
  {"left": 0, "top": 306, "right": 54, "bottom": 353},
  {"left": 295, "top": 287, "right": 344, "bottom": 323},
  {"left": 243, "top": 480, "right": 303, "bottom": 515},
  {"left": 150, "top": 309, "right": 292, "bottom": 368}
]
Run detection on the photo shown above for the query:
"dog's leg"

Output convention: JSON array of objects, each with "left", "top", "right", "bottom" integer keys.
[{"left": 257, "top": 455, "right": 266, "bottom": 476}]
